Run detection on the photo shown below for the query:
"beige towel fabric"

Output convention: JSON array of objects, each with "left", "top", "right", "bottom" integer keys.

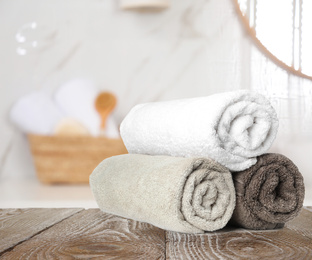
[{"left": 90, "top": 154, "right": 236, "bottom": 233}]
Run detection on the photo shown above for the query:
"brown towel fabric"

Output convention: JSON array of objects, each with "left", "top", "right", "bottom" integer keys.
[
  {"left": 230, "top": 153, "right": 305, "bottom": 230},
  {"left": 90, "top": 154, "right": 236, "bottom": 233}
]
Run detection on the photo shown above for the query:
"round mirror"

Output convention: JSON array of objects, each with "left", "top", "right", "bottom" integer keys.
[{"left": 234, "top": 0, "right": 312, "bottom": 80}]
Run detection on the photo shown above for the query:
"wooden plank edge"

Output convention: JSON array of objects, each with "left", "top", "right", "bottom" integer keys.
[{"left": 0, "top": 208, "right": 85, "bottom": 256}]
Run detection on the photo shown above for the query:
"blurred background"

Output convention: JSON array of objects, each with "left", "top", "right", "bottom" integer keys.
[{"left": 0, "top": 0, "right": 311, "bottom": 207}]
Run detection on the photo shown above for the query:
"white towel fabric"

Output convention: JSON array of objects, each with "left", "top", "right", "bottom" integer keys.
[
  {"left": 54, "top": 78, "right": 101, "bottom": 136},
  {"left": 120, "top": 90, "right": 279, "bottom": 171},
  {"left": 10, "top": 92, "right": 63, "bottom": 135},
  {"left": 54, "top": 78, "right": 120, "bottom": 138}
]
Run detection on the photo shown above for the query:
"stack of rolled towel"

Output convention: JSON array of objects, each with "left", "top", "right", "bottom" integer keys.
[{"left": 90, "top": 90, "right": 305, "bottom": 233}]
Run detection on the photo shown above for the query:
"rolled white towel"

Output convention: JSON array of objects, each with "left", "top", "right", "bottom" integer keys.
[
  {"left": 10, "top": 92, "right": 63, "bottom": 135},
  {"left": 54, "top": 79, "right": 120, "bottom": 138},
  {"left": 54, "top": 78, "right": 101, "bottom": 136},
  {"left": 120, "top": 90, "right": 279, "bottom": 171}
]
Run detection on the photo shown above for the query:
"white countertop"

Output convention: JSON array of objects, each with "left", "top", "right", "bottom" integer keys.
[{"left": 0, "top": 178, "right": 97, "bottom": 208}]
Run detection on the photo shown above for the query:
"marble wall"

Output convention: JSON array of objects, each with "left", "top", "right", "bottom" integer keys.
[{"left": 0, "top": 0, "right": 311, "bottom": 203}]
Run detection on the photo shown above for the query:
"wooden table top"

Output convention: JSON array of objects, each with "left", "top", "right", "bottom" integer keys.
[{"left": 0, "top": 207, "right": 311, "bottom": 259}]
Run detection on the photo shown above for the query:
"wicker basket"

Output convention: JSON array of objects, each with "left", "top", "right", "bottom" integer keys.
[{"left": 28, "top": 134, "right": 128, "bottom": 184}]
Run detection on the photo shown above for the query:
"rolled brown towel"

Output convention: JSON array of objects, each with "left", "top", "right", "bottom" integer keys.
[{"left": 230, "top": 153, "right": 305, "bottom": 230}]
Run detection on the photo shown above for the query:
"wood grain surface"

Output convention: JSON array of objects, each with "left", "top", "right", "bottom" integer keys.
[
  {"left": 166, "top": 208, "right": 312, "bottom": 260},
  {"left": 0, "top": 208, "right": 82, "bottom": 254},
  {"left": 0, "top": 209, "right": 165, "bottom": 260},
  {"left": 285, "top": 208, "right": 312, "bottom": 240},
  {"left": 0, "top": 208, "right": 311, "bottom": 259}
]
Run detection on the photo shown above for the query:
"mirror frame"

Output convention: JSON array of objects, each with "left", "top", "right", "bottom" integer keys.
[{"left": 232, "top": 0, "right": 312, "bottom": 81}]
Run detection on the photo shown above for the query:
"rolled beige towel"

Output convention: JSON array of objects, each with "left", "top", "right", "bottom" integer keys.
[
  {"left": 90, "top": 154, "right": 236, "bottom": 233},
  {"left": 230, "top": 153, "right": 305, "bottom": 229}
]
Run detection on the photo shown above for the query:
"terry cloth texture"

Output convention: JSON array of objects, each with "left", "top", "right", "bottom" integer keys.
[
  {"left": 120, "top": 90, "right": 278, "bottom": 171},
  {"left": 230, "top": 153, "right": 305, "bottom": 230},
  {"left": 90, "top": 154, "right": 236, "bottom": 233}
]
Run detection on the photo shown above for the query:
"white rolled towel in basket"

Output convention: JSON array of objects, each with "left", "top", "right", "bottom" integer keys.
[{"left": 120, "top": 90, "right": 279, "bottom": 171}]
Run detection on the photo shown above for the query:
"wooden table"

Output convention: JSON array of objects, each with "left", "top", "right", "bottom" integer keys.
[{"left": 1, "top": 207, "right": 311, "bottom": 259}]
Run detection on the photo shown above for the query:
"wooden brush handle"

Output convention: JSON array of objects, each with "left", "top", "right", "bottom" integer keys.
[{"left": 95, "top": 92, "right": 117, "bottom": 129}]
